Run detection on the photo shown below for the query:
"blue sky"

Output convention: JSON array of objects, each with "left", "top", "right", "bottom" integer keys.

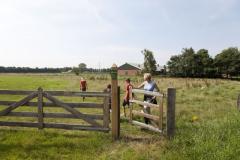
[{"left": 0, "top": 0, "right": 239, "bottom": 68}]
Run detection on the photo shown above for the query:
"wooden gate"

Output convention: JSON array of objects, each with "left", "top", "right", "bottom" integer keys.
[
  {"left": 0, "top": 88, "right": 110, "bottom": 132},
  {"left": 129, "top": 88, "right": 176, "bottom": 137}
]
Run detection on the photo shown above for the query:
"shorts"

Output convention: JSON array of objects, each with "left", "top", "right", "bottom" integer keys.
[
  {"left": 122, "top": 99, "right": 130, "bottom": 107},
  {"left": 81, "top": 88, "right": 86, "bottom": 92}
]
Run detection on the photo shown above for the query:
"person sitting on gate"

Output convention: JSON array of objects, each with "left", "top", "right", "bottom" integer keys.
[
  {"left": 138, "top": 73, "right": 159, "bottom": 124},
  {"left": 122, "top": 78, "right": 133, "bottom": 117},
  {"left": 80, "top": 77, "right": 88, "bottom": 101}
]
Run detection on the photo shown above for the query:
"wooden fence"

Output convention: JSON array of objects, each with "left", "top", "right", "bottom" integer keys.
[
  {"left": 0, "top": 88, "right": 111, "bottom": 132},
  {"left": 129, "top": 88, "right": 176, "bottom": 138},
  {"left": 0, "top": 64, "right": 120, "bottom": 140}
]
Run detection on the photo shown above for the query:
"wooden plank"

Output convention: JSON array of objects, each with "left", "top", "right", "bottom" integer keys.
[
  {"left": 131, "top": 89, "right": 163, "bottom": 97},
  {"left": 43, "top": 92, "right": 102, "bottom": 127},
  {"left": 44, "top": 91, "right": 110, "bottom": 97},
  {"left": 0, "top": 121, "right": 39, "bottom": 128},
  {"left": 0, "top": 92, "right": 38, "bottom": 116},
  {"left": 5, "top": 112, "right": 103, "bottom": 120},
  {"left": 0, "top": 90, "right": 35, "bottom": 95},
  {"left": 0, "top": 90, "right": 110, "bottom": 97},
  {"left": 132, "top": 120, "right": 162, "bottom": 133},
  {"left": 44, "top": 123, "right": 109, "bottom": 132},
  {"left": 111, "top": 64, "right": 120, "bottom": 140},
  {"left": 103, "top": 91, "right": 110, "bottom": 128},
  {"left": 0, "top": 101, "right": 103, "bottom": 109},
  {"left": 159, "top": 96, "right": 163, "bottom": 130},
  {"left": 132, "top": 110, "right": 159, "bottom": 121},
  {"left": 167, "top": 88, "right": 176, "bottom": 138},
  {"left": 38, "top": 88, "right": 44, "bottom": 129},
  {"left": 0, "top": 121, "right": 109, "bottom": 132},
  {"left": 130, "top": 100, "right": 159, "bottom": 109}
]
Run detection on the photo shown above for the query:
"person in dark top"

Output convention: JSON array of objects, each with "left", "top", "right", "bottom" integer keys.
[{"left": 80, "top": 77, "right": 87, "bottom": 101}]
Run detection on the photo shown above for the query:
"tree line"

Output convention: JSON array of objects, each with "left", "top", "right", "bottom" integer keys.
[
  {"left": 1, "top": 47, "right": 239, "bottom": 78},
  {"left": 0, "top": 67, "right": 66, "bottom": 73},
  {"left": 0, "top": 66, "right": 110, "bottom": 74},
  {"left": 142, "top": 47, "right": 240, "bottom": 78},
  {"left": 167, "top": 47, "right": 240, "bottom": 78}
]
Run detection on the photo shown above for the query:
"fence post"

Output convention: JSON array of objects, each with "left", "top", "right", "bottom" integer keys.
[
  {"left": 237, "top": 94, "right": 240, "bottom": 111},
  {"left": 167, "top": 88, "right": 176, "bottom": 138},
  {"left": 38, "top": 87, "right": 44, "bottom": 129},
  {"left": 111, "top": 64, "right": 120, "bottom": 140}
]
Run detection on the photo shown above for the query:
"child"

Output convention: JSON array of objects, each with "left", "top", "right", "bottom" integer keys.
[
  {"left": 80, "top": 77, "right": 87, "bottom": 101},
  {"left": 122, "top": 78, "right": 133, "bottom": 117},
  {"left": 106, "top": 84, "right": 111, "bottom": 110}
]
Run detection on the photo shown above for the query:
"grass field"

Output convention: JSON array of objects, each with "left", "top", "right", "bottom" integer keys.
[{"left": 0, "top": 73, "right": 239, "bottom": 160}]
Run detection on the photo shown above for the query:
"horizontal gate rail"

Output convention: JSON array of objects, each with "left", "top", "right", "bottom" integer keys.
[
  {"left": 0, "top": 90, "right": 110, "bottom": 97},
  {"left": 132, "top": 120, "right": 162, "bottom": 133},
  {"left": 0, "top": 121, "right": 109, "bottom": 132},
  {"left": 131, "top": 89, "right": 164, "bottom": 97},
  {"left": 0, "top": 101, "right": 103, "bottom": 109},
  {"left": 130, "top": 99, "right": 159, "bottom": 108},
  {"left": 4, "top": 112, "right": 104, "bottom": 120},
  {"left": 132, "top": 110, "right": 159, "bottom": 121}
]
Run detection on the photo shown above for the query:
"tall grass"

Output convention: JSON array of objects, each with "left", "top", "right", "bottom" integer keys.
[{"left": 0, "top": 73, "right": 239, "bottom": 160}]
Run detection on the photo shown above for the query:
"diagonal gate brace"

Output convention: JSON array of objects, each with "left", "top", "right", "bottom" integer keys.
[
  {"left": 0, "top": 92, "right": 38, "bottom": 116},
  {"left": 43, "top": 92, "right": 102, "bottom": 127}
]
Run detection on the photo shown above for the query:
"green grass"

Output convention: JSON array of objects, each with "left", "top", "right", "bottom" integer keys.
[{"left": 0, "top": 73, "right": 239, "bottom": 160}]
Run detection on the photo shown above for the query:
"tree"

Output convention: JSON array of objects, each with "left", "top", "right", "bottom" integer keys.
[
  {"left": 72, "top": 67, "right": 80, "bottom": 75},
  {"left": 142, "top": 49, "right": 157, "bottom": 75},
  {"left": 167, "top": 55, "right": 183, "bottom": 76},
  {"left": 214, "top": 47, "right": 240, "bottom": 77},
  {"left": 195, "top": 49, "right": 214, "bottom": 77},
  {"left": 167, "top": 48, "right": 216, "bottom": 77},
  {"left": 181, "top": 48, "right": 195, "bottom": 77},
  {"left": 78, "top": 63, "right": 87, "bottom": 73}
]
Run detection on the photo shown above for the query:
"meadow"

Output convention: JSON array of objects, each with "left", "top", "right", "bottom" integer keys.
[{"left": 0, "top": 73, "right": 239, "bottom": 160}]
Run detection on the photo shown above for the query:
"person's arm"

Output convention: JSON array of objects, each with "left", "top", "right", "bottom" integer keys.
[
  {"left": 154, "top": 82, "right": 160, "bottom": 92},
  {"left": 138, "top": 82, "right": 145, "bottom": 89}
]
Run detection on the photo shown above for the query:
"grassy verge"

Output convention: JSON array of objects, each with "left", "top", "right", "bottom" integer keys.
[{"left": 0, "top": 73, "right": 239, "bottom": 160}]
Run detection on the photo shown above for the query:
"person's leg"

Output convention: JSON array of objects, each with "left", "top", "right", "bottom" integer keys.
[
  {"left": 143, "top": 99, "right": 151, "bottom": 124},
  {"left": 82, "top": 88, "right": 86, "bottom": 101},
  {"left": 143, "top": 106, "right": 149, "bottom": 124},
  {"left": 122, "top": 100, "right": 128, "bottom": 117}
]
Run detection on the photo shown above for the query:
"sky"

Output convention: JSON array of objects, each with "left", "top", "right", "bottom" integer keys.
[{"left": 0, "top": 0, "right": 239, "bottom": 68}]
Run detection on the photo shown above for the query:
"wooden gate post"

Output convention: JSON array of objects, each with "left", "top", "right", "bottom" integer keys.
[
  {"left": 111, "top": 64, "right": 120, "bottom": 140},
  {"left": 38, "top": 87, "right": 44, "bottom": 129},
  {"left": 167, "top": 88, "right": 176, "bottom": 138}
]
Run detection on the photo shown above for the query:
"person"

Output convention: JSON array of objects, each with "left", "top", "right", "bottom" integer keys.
[
  {"left": 80, "top": 77, "right": 87, "bottom": 101},
  {"left": 138, "top": 73, "right": 159, "bottom": 124},
  {"left": 105, "top": 84, "right": 112, "bottom": 111},
  {"left": 122, "top": 78, "right": 133, "bottom": 117}
]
